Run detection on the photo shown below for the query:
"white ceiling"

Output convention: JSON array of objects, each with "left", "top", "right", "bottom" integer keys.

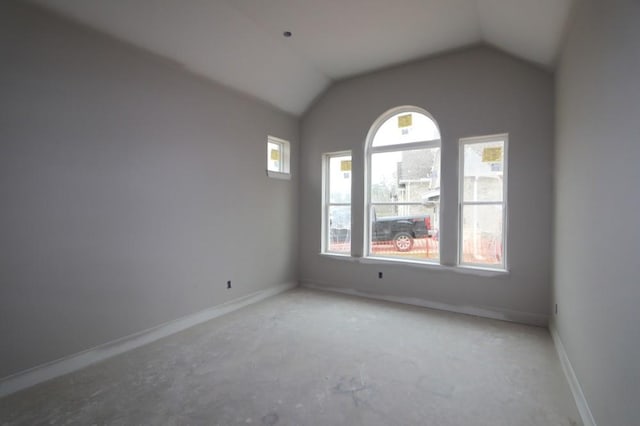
[{"left": 32, "top": 0, "right": 574, "bottom": 115}]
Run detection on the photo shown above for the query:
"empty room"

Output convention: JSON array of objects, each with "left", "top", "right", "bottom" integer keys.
[{"left": 1, "top": 1, "right": 638, "bottom": 425}]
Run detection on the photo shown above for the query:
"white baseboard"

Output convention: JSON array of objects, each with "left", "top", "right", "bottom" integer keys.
[
  {"left": 0, "top": 282, "right": 297, "bottom": 398},
  {"left": 301, "top": 280, "right": 548, "bottom": 326},
  {"left": 549, "top": 323, "right": 597, "bottom": 426}
]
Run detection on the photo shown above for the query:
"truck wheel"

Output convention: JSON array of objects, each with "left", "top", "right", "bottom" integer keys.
[{"left": 393, "top": 232, "right": 413, "bottom": 252}]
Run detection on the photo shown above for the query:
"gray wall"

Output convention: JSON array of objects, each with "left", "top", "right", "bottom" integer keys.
[
  {"left": 0, "top": 2, "right": 298, "bottom": 378},
  {"left": 554, "top": 1, "right": 640, "bottom": 425},
  {"left": 300, "top": 46, "right": 554, "bottom": 322}
]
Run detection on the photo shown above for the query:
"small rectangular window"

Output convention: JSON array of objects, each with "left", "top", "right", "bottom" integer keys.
[
  {"left": 267, "top": 136, "right": 290, "bottom": 179},
  {"left": 459, "top": 135, "right": 508, "bottom": 269},
  {"left": 322, "top": 152, "right": 352, "bottom": 254}
]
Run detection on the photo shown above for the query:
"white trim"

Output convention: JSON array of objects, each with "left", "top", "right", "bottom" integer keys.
[
  {"left": 319, "top": 253, "right": 359, "bottom": 262},
  {"left": 549, "top": 324, "right": 598, "bottom": 426},
  {"left": 364, "top": 105, "right": 442, "bottom": 259},
  {"left": 322, "top": 150, "right": 352, "bottom": 255},
  {"left": 360, "top": 256, "right": 509, "bottom": 276},
  {"left": 301, "top": 280, "right": 547, "bottom": 326},
  {"left": 369, "top": 139, "right": 441, "bottom": 153},
  {"left": 370, "top": 202, "right": 428, "bottom": 206},
  {"left": 318, "top": 252, "right": 508, "bottom": 276},
  {"left": 461, "top": 201, "right": 505, "bottom": 206},
  {"left": 267, "top": 135, "right": 291, "bottom": 177},
  {"left": 365, "top": 106, "right": 442, "bottom": 150},
  {"left": 458, "top": 133, "right": 509, "bottom": 269},
  {"left": 266, "top": 170, "right": 291, "bottom": 180},
  {"left": 0, "top": 282, "right": 297, "bottom": 398}
]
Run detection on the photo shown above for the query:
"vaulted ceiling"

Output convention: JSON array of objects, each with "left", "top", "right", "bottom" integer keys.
[{"left": 32, "top": 0, "right": 575, "bottom": 115}]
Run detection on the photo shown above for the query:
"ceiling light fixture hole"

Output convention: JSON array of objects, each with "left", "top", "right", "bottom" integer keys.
[{"left": 283, "top": 31, "right": 292, "bottom": 38}]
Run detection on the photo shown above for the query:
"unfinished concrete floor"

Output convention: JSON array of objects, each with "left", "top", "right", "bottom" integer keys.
[{"left": 0, "top": 288, "right": 581, "bottom": 425}]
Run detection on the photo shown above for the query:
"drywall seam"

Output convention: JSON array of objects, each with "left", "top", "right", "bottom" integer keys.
[
  {"left": 549, "top": 323, "right": 597, "bottom": 426},
  {"left": 301, "top": 280, "right": 548, "bottom": 326},
  {"left": 0, "top": 282, "right": 297, "bottom": 398}
]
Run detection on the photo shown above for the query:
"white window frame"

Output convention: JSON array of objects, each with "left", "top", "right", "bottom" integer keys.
[
  {"left": 458, "top": 134, "right": 509, "bottom": 270},
  {"left": 322, "top": 151, "right": 352, "bottom": 254},
  {"left": 364, "top": 106, "right": 441, "bottom": 263},
  {"left": 266, "top": 135, "right": 291, "bottom": 180}
]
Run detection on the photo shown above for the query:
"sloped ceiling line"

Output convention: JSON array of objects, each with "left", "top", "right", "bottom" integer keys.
[{"left": 32, "top": 0, "right": 574, "bottom": 115}]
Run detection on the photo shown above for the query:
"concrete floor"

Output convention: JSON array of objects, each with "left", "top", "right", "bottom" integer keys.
[{"left": 0, "top": 288, "right": 581, "bottom": 425}]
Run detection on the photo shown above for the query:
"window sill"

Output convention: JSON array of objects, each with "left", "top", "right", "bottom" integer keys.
[
  {"left": 455, "top": 264, "right": 509, "bottom": 276},
  {"left": 267, "top": 170, "right": 291, "bottom": 180},
  {"left": 320, "top": 253, "right": 358, "bottom": 262},
  {"left": 319, "top": 253, "right": 509, "bottom": 277}
]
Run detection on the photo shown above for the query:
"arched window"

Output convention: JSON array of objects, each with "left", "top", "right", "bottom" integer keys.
[{"left": 365, "top": 107, "right": 441, "bottom": 262}]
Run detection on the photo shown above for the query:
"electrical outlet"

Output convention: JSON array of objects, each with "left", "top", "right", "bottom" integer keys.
[
  {"left": 227, "top": 280, "right": 231, "bottom": 289},
  {"left": 378, "top": 272, "right": 383, "bottom": 279}
]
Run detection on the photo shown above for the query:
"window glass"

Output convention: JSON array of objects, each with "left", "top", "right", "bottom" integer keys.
[
  {"left": 370, "top": 205, "right": 438, "bottom": 260},
  {"left": 324, "top": 153, "right": 351, "bottom": 254},
  {"left": 459, "top": 136, "right": 507, "bottom": 268},
  {"left": 367, "top": 108, "right": 441, "bottom": 263},
  {"left": 267, "top": 136, "right": 290, "bottom": 178},
  {"left": 267, "top": 141, "right": 282, "bottom": 173},
  {"left": 328, "top": 206, "right": 351, "bottom": 253},
  {"left": 372, "top": 112, "right": 440, "bottom": 147},
  {"left": 329, "top": 156, "right": 352, "bottom": 203},
  {"left": 371, "top": 148, "right": 440, "bottom": 203},
  {"left": 463, "top": 141, "right": 504, "bottom": 202},
  {"left": 461, "top": 205, "right": 503, "bottom": 265}
]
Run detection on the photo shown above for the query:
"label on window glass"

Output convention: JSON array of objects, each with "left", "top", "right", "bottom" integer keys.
[
  {"left": 397, "top": 114, "right": 412, "bottom": 128},
  {"left": 482, "top": 147, "right": 502, "bottom": 163},
  {"left": 340, "top": 160, "right": 352, "bottom": 172},
  {"left": 270, "top": 149, "right": 280, "bottom": 161}
]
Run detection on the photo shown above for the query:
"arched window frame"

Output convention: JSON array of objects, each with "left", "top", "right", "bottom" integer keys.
[{"left": 364, "top": 106, "right": 442, "bottom": 262}]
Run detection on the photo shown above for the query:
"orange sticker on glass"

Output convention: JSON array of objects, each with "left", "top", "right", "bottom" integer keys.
[
  {"left": 340, "top": 160, "right": 352, "bottom": 172},
  {"left": 397, "top": 114, "right": 412, "bottom": 128},
  {"left": 482, "top": 147, "right": 502, "bottom": 163}
]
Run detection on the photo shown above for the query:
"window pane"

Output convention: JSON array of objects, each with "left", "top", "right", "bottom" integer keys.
[
  {"left": 463, "top": 140, "right": 504, "bottom": 202},
  {"left": 372, "top": 112, "right": 440, "bottom": 147},
  {"left": 329, "top": 155, "right": 351, "bottom": 203},
  {"left": 370, "top": 204, "right": 439, "bottom": 261},
  {"left": 328, "top": 206, "right": 350, "bottom": 253},
  {"left": 461, "top": 204, "right": 503, "bottom": 266},
  {"left": 370, "top": 148, "right": 440, "bottom": 203},
  {"left": 267, "top": 141, "right": 281, "bottom": 172}
]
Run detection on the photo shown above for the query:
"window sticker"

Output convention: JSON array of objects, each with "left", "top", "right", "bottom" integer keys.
[
  {"left": 397, "top": 114, "right": 413, "bottom": 128},
  {"left": 482, "top": 147, "right": 502, "bottom": 163}
]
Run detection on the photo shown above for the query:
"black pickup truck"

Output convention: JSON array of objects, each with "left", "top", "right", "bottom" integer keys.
[{"left": 372, "top": 212, "right": 431, "bottom": 252}]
